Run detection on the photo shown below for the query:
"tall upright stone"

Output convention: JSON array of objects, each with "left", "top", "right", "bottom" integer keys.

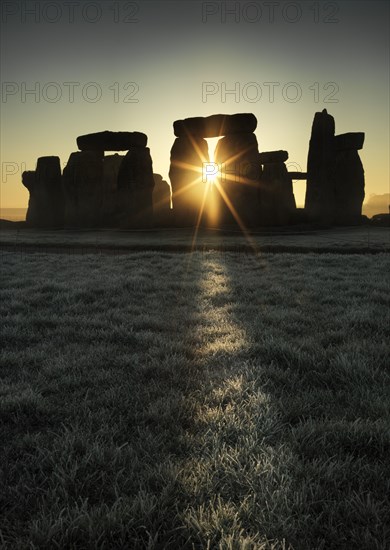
[
  {"left": 169, "top": 136, "right": 209, "bottom": 226},
  {"left": 62, "top": 151, "right": 104, "bottom": 227},
  {"left": 304, "top": 109, "right": 336, "bottom": 224},
  {"left": 102, "top": 154, "right": 124, "bottom": 226},
  {"left": 153, "top": 174, "right": 172, "bottom": 226},
  {"left": 305, "top": 110, "right": 366, "bottom": 225},
  {"left": 22, "top": 156, "right": 64, "bottom": 227},
  {"left": 215, "top": 132, "right": 261, "bottom": 226},
  {"left": 333, "top": 133, "right": 365, "bottom": 224},
  {"left": 117, "top": 147, "right": 155, "bottom": 228},
  {"left": 22, "top": 171, "right": 38, "bottom": 226},
  {"left": 258, "top": 151, "right": 296, "bottom": 226}
]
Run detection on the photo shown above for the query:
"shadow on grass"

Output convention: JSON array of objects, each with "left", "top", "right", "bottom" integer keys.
[{"left": 0, "top": 251, "right": 214, "bottom": 548}]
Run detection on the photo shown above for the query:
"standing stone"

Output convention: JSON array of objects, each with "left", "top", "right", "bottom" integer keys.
[
  {"left": 305, "top": 110, "right": 366, "bottom": 225},
  {"left": 102, "top": 154, "right": 124, "bottom": 226},
  {"left": 22, "top": 156, "right": 64, "bottom": 227},
  {"left": 153, "top": 174, "right": 172, "bottom": 226},
  {"left": 334, "top": 132, "right": 364, "bottom": 151},
  {"left": 258, "top": 157, "right": 296, "bottom": 226},
  {"left": 117, "top": 147, "right": 155, "bottom": 228},
  {"left": 169, "top": 136, "right": 209, "bottom": 226},
  {"left": 304, "top": 109, "right": 336, "bottom": 224},
  {"left": 333, "top": 147, "right": 365, "bottom": 225},
  {"left": 22, "top": 171, "right": 38, "bottom": 225},
  {"left": 214, "top": 132, "right": 261, "bottom": 226},
  {"left": 62, "top": 151, "right": 104, "bottom": 227}
]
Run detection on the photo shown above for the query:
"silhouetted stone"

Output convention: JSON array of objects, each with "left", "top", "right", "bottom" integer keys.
[
  {"left": 62, "top": 151, "right": 104, "bottom": 227},
  {"left": 333, "top": 149, "right": 365, "bottom": 224},
  {"left": 371, "top": 213, "right": 390, "bottom": 227},
  {"left": 334, "top": 132, "right": 364, "bottom": 151},
  {"left": 117, "top": 147, "right": 155, "bottom": 228},
  {"left": 22, "top": 157, "right": 64, "bottom": 227},
  {"left": 258, "top": 162, "right": 296, "bottom": 226},
  {"left": 215, "top": 132, "right": 261, "bottom": 226},
  {"left": 103, "top": 154, "right": 123, "bottom": 192},
  {"left": 291, "top": 208, "right": 309, "bottom": 225},
  {"left": 169, "top": 136, "right": 209, "bottom": 226},
  {"left": 305, "top": 109, "right": 366, "bottom": 225},
  {"left": 77, "top": 131, "right": 147, "bottom": 151},
  {"left": 174, "top": 113, "right": 257, "bottom": 138},
  {"left": 22, "top": 171, "right": 36, "bottom": 191},
  {"left": 259, "top": 150, "right": 288, "bottom": 164},
  {"left": 153, "top": 174, "right": 172, "bottom": 226},
  {"left": 102, "top": 154, "right": 124, "bottom": 225},
  {"left": 22, "top": 171, "right": 38, "bottom": 225},
  {"left": 304, "top": 109, "right": 336, "bottom": 224}
]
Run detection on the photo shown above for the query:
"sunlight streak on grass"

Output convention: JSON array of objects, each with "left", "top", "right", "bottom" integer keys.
[{"left": 195, "top": 257, "right": 249, "bottom": 356}]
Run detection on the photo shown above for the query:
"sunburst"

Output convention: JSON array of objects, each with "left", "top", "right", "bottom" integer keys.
[{"left": 171, "top": 128, "right": 259, "bottom": 254}]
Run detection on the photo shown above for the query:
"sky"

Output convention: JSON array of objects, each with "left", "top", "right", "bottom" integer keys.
[{"left": 0, "top": 0, "right": 389, "bottom": 211}]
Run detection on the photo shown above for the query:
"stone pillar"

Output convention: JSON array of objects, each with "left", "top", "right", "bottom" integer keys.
[
  {"left": 62, "top": 151, "right": 104, "bottom": 227},
  {"left": 333, "top": 133, "right": 365, "bottom": 225},
  {"left": 304, "top": 108, "right": 336, "bottom": 224},
  {"left": 258, "top": 150, "right": 296, "bottom": 226},
  {"left": 153, "top": 174, "right": 172, "bottom": 226},
  {"left": 215, "top": 132, "right": 261, "bottom": 226},
  {"left": 169, "top": 136, "right": 209, "bottom": 226},
  {"left": 102, "top": 154, "right": 124, "bottom": 226},
  {"left": 117, "top": 147, "right": 155, "bottom": 228},
  {"left": 22, "top": 156, "right": 64, "bottom": 227},
  {"left": 22, "top": 171, "right": 38, "bottom": 226},
  {"left": 304, "top": 111, "right": 365, "bottom": 226}
]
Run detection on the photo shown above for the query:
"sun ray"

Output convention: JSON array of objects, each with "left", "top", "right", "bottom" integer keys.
[
  {"left": 191, "top": 179, "right": 212, "bottom": 252},
  {"left": 172, "top": 130, "right": 260, "bottom": 253},
  {"left": 213, "top": 179, "right": 259, "bottom": 253},
  {"left": 182, "top": 128, "right": 210, "bottom": 166}
]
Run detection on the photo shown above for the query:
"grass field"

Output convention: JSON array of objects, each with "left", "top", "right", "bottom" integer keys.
[{"left": 1, "top": 249, "right": 389, "bottom": 549}]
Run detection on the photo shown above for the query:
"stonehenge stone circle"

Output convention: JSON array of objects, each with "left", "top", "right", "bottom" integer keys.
[{"left": 19, "top": 110, "right": 366, "bottom": 229}]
